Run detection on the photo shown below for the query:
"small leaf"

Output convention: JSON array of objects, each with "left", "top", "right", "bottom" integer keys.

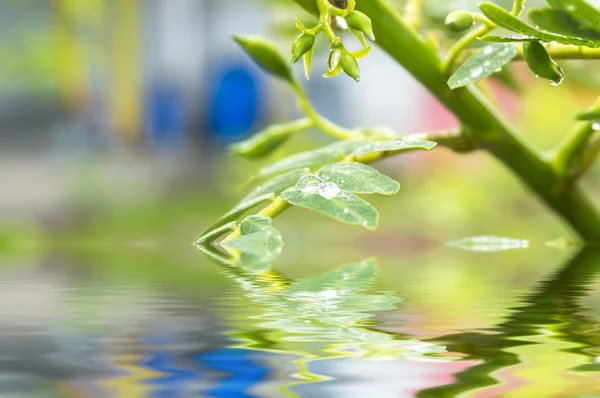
[
  {"left": 445, "top": 236, "right": 530, "bottom": 252},
  {"left": 230, "top": 127, "right": 290, "bottom": 159},
  {"left": 234, "top": 35, "right": 295, "bottom": 82},
  {"left": 256, "top": 139, "right": 368, "bottom": 179},
  {"left": 546, "top": 0, "right": 600, "bottom": 32},
  {"left": 318, "top": 162, "right": 400, "bottom": 195},
  {"left": 528, "top": 8, "right": 600, "bottom": 41},
  {"left": 448, "top": 43, "right": 518, "bottom": 89},
  {"left": 303, "top": 44, "right": 316, "bottom": 79},
  {"left": 351, "top": 139, "right": 437, "bottom": 156},
  {"left": 281, "top": 186, "right": 379, "bottom": 229},
  {"left": 222, "top": 216, "right": 284, "bottom": 270},
  {"left": 577, "top": 110, "right": 600, "bottom": 121},
  {"left": 240, "top": 168, "right": 310, "bottom": 203},
  {"left": 479, "top": 2, "right": 600, "bottom": 47},
  {"left": 345, "top": 10, "right": 375, "bottom": 41},
  {"left": 200, "top": 193, "right": 275, "bottom": 238}
]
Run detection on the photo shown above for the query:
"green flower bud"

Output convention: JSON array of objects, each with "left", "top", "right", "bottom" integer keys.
[
  {"left": 340, "top": 48, "right": 360, "bottom": 82},
  {"left": 523, "top": 41, "right": 564, "bottom": 86},
  {"left": 444, "top": 10, "right": 474, "bottom": 32},
  {"left": 291, "top": 33, "right": 315, "bottom": 64},
  {"left": 233, "top": 35, "right": 294, "bottom": 83},
  {"left": 345, "top": 11, "right": 375, "bottom": 41}
]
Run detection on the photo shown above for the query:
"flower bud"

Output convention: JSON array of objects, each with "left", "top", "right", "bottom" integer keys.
[
  {"left": 445, "top": 10, "right": 474, "bottom": 32},
  {"left": 327, "top": 47, "right": 342, "bottom": 72},
  {"left": 340, "top": 49, "right": 360, "bottom": 82},
  {"left": 345, "top": 10, "right": 375, "bottom": 41},
  {"left": 234, "top": 35, "right": 294, "bottom": 83},
  {"left": 291, "top": 33, "right": 315, "bottom": 64},
  {"left": 523, "top": 41, "right": 564, "bottom": 86}
]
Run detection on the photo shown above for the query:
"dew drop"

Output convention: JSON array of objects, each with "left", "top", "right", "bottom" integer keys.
[
  {"left": 343, "top": 208, "right": 349, "bottom": 214},
  {"left": 592, "top": 122, "right": 600, "bottom": 131},
  {"left": 470, "top": 66, "right": 483, "bottom": 78},
  {"left": 362, "top": 221, "right": 368, "bottom": 226},
  {"left": 298, "top": 174, "right": 322, "bottom": 193},
  {"left": 318, "top": 182, "right": 341, "bottom": 199},
  {"left": 483, "top": 46, "right": 493, "bottom": 55},
  {"left": 484, "top": 61, "right": 491, "bottom": 67}
]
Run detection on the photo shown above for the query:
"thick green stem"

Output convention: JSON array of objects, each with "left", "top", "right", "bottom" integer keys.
[{"left": 292, "top": 0, "right": 600, "bottom": 240}]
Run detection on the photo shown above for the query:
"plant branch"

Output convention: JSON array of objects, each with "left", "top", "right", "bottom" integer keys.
[
  {"left": 323, "top": 0, "right": 600, "bottom": 240},
  {"left": 552, "top": 98, "right": 600, "bottom": 180},
  {"left": 403, "top": 0, "right": 425, "bottom": 30},
  {"left": 514, "top": 44, "right": 600, "bottom": 60},
  {"left": 291, "top": 82, "right": 359, "bottom": 140}
]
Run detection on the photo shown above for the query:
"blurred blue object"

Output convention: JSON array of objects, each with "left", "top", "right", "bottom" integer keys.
[
  {"left": 207, "top": 63, "right": 262, "bottom": 143},
  {"left": 147, "top": 81, "right": 187, "bottom": 150}
]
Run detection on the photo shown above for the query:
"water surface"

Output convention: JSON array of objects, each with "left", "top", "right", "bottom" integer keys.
[{"left": 0, "top": 244, "right": 599, "bottom": 397}]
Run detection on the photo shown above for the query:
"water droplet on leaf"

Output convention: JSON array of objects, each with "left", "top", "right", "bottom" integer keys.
[
  {"left": 298, "top": 174, "right": 322, "bottom": 193},
  {"left": 318, "top": 182, "right": 341, "bottom": 199}
]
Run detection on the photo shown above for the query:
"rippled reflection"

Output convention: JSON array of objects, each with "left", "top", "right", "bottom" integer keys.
[
  {"left": 213, "top": 255, "right": 452, "bottom": 394},
  {"left": 419, "top": 247, "right": 600, "bottom": 397}
]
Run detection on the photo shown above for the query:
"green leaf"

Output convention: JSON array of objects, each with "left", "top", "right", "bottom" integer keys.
[
  {"left": 546, "top": 0, "right": 600, "bottom": 32},
  {"left": 240, "top": 168, "right": 310, "bottom": 203},
  {"left": 445, "top": 236, "right": 530, "bottom": 252},
  {"left": 318, "top": 162, "right": 400, "bottom": 195},
  {"left": 350, "top": 139, "right": 437, "bottom": 156},
  {"left": 256, "top": 139, "right": 368, "bottom": 179},
  {"left": 528, "top": 8, "right": 600, "bottom": 41},
  {"left": 222, "top": 216, "right": 284, "bottom": 271},
  {"left": 577, "top": 110, "right": 600, "bottom": 121},
  {"left": 448, "top": 43, "right": 518, "bottom": 89},
  {"left": 230, "top": 119, "right": 312, "bottom": 159},
  {"left": 233, "top": 35, "right": 295, "bottom": 82},
  {"left": 281, "top": 186, "right": 379, "bottom": 229},
  {"left": 479, "top": 2, "right": 600, "bottom": 47},
  {"left": 200, "top": 193, "right": 275, "bottom": 238}
]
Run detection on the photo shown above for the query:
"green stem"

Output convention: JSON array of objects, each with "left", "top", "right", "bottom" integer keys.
[
  {"left": 292, "top": 82, "right": 358, "bottom": 139},
  {"left": 403, "top": 0, "right": 425, "bottom": 29},
  {"left": 515, "top": 44, "right": 600, "bottom": 60},
  {"left": 511, "top": 0, "right": 526, "bottom": 16},
  {"left": 443, "top": 21, "right": 495, "bottom": 73},
  {"left": 552, "top": 97, "right": 600, "bottom": 179},
  {"left": 348, "top": 0, "right": 600, "bottom": 240}
]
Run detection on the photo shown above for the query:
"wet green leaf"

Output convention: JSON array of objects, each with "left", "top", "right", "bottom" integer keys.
[
  {"left": 479, "top": 2, "right": 600, "bottom": 47},
  {"left": 546, "top": 0, "right": 600, "bottom": 32},
  {"left": 234, "top": 35, "right": 295, "bottom": 82},
  {"left": 528, "top": 8, "right": 600, "bottom": 40},
  {"left": 448, "top": 43, "right": 518, "bottom": 89},
  {"left": 200, "top": 193, "right": 275, "bottom": 238},
  {"left": 222, "top": 216, "right": 284, "bottom": 271},
  {"left": 281, "top": 186, "right": 379, "bottom": 229},
  {"left": 318, "top": 162, "right": 400, "bottom": 195},
  {"left": 445, "top": 236, "right": 530, "bottom": 252},
  {"left": 240, "top": 168, "right": 310, "bottom": 203},
  {"left": 256, "top": 139, "right": 368, "bottom": 179},
  {"left": 350, "top": 139, "right": 437, "bottom": 156}
]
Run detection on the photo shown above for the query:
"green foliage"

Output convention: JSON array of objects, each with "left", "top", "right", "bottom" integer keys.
[
  {"left": 318, "top": 162, "right": 400, "bottom": 195},
  {"left": 448, "top": 44, "right": 518, "bottom": 89},
  {"left": 281, "top": 184, "right": 380, "bottom": 230},
  {"left": 197, "top": 0, "right": 600, "bottom": 262},
  {"left": 478, "top": 2, "right": 600, "bottom": 47},
  {"left": 221, "top": 216, "right": 284, "bottom": 270}
]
